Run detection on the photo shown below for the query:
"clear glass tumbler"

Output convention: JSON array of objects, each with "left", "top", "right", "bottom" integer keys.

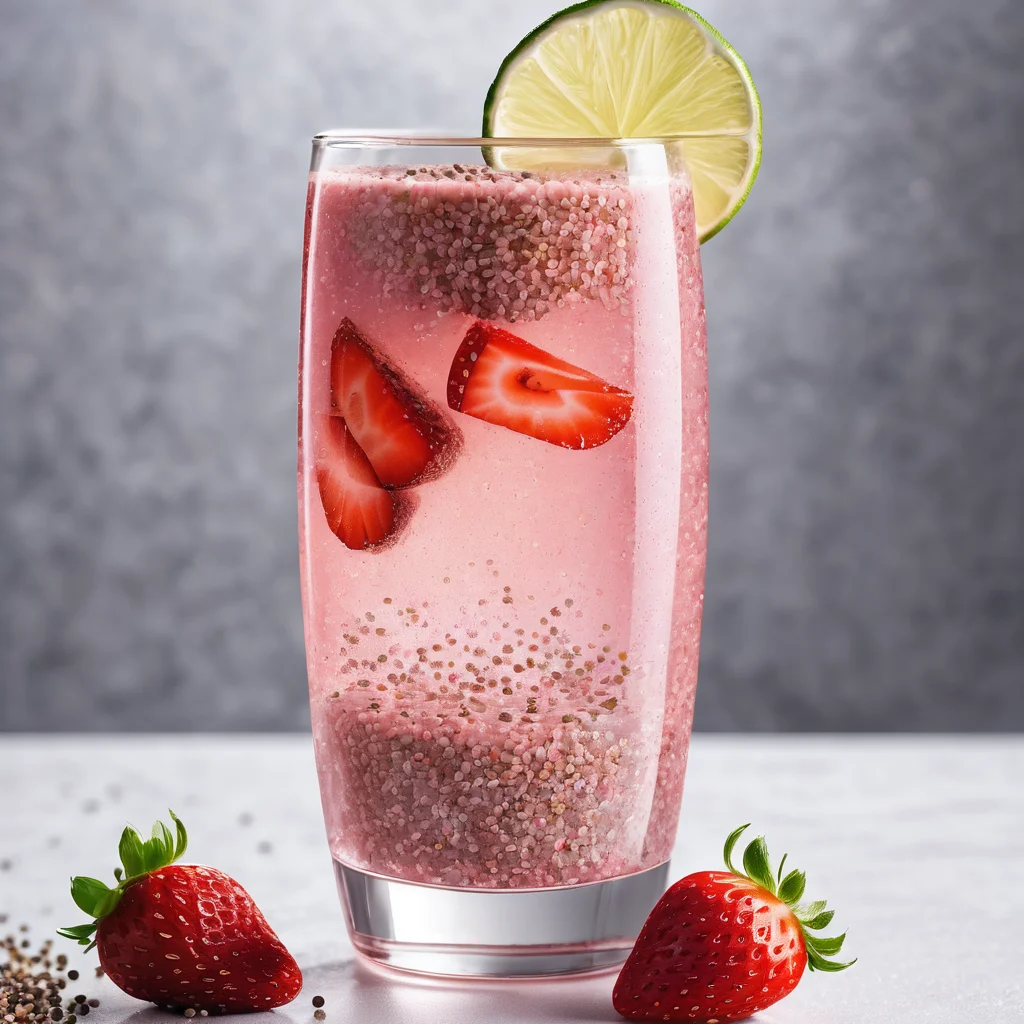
[{"left": 298, "top": 133, "right": 708, "bottom": 977}]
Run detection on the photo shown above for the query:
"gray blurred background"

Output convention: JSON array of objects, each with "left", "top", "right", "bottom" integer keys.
[{"left": 2, "top": 0, "right": 1022, "bottom": 732}]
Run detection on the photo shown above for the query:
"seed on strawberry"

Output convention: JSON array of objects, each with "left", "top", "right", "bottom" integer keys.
[
  {"left": 57, "top": 812, "right": 302, "bottom": 1015},
  {"left": 612, "top": 824, "right": 854, "bottom": 1023}
]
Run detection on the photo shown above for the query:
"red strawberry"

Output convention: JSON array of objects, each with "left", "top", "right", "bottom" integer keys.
[
  {"left": 613, "top": 825, "right": 854, "bottom": 1023},
  {"left": 315, "top": 415, "right": 397, "bottom": 550},
  {"left": 447, "top": 321, "right": 633, "bottom": 450},
  {"left": 58, "top": 812, "right": 302, "bottom": 1015},
  {"left": 331, "top": 317, "right": 452, "bottom": 487}
]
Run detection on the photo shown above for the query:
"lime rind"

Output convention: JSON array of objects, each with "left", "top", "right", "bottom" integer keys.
[{"left": 483, "top": 0, "right": 762, "bottom": 242}]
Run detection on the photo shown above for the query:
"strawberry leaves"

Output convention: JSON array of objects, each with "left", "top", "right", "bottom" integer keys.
[
  {"left": 778, "top": 868, "right": 807, "bottom": 904},
  {"left": 798, "top": 902, "right": 835, "bottom": 930},
  {"left": 720, "top": 823, "right": 856, "bottom": 973},
  {"left": 806, "top": 942, "right": 854, "bottom": 972},
  {"left": 117, "top": 812, "right": 187, "bottom": 881},
  {"left": 70, "top": 877, "right": 121, "bottom": 919},
  {"left": 58, "top": 923, "right": 99, "bottom": 945},
  {"left": 740, "top": 835, "right": 775, "bottom": 892},
  {"left": 58, "top": 811, "right": 188, "bottom": 948},
  {"left": 723, "top": 821, "right": 750, "bottom": 875}
]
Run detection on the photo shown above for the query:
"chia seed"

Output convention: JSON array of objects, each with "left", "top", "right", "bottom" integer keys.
[
  {"left": 1, "top": 934, "right": 93, "bottom": 1024},
  {"left": 339, "top": 165, "right": 634, "bottom": 323},
  {"left": 316, "top": 590, "right": 641, "bottom": 889}
]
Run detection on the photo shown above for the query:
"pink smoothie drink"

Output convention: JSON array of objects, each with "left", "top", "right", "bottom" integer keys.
[{"left": 299, "top": 160, "right": 707, "bottom": 890}]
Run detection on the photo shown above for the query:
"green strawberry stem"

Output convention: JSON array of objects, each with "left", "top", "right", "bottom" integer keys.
[
  {"left": 57, "top": 811, "right": 188, "bottom": 951},
  {"left": 722, "top": 823, "right": 856, "bottom": 972}
]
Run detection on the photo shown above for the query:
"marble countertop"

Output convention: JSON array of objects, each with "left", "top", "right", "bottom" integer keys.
[{"left": 3, "top": 736, "right": 1021, "bottom": 1023}]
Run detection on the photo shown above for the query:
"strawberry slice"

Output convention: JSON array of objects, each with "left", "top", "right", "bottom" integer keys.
[
  {"left": 331, "top": 318, "right": 449, "bottom": 487},
  {"left": 316, "top": 415, "right": 396, "bottom": 550},
  {"left": 447, "top": 322, "right": 634, "bottom": 450}
]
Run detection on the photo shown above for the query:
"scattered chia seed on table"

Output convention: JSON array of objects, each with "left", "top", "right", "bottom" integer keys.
[{"left": 1, "top": 932, "right": 99, "bottom": 1024}]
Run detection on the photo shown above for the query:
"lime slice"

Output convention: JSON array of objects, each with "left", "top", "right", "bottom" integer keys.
[{"left": 483, "top": 0, "right": 761, "bottom": 241}]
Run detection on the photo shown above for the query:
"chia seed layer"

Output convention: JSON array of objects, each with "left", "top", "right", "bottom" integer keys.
[
  {"left": 318, "top": 697, "right": 637, "bottom": 888},
  {"left": 339, "top": 165, "right": 634, "bottom": 322},
  {"left": 313, "top": 597, "right": 645, "bottom": 888}
]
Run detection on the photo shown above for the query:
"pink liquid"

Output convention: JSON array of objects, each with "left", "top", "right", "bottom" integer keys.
[{"left": 300, "top": 162, "right": 707, "bottom": 889}]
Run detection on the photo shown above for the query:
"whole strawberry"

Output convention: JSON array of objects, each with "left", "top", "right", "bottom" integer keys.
[
  {"left": 58, "top": 812, "right": 302, "bottom": 1014},
  {"left": 613, "top": 825, "right": 854, "bottom": 1023}
]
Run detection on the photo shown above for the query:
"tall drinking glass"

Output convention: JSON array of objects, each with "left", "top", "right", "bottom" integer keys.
[{"left": 299, "top": 134, "right": 708, "bottom": 977}]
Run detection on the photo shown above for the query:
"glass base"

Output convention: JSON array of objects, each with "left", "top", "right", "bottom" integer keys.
[{"left": 334, "top": 858, "right": 668, "bottom": 978}]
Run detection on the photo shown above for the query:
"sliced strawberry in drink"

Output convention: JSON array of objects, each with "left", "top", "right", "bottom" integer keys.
[
  {"left": 316, "top": 416, "right": 396, "bottom": 550},
  {"left": 331, "top": 318, "right": 453, "bottom": 488},
  {"left": 447, "top": 321, "right": 634, "bottom": 450}
]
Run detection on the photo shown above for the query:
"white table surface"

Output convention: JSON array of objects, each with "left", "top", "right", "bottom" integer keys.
[{"left": 3, "top": 736, "right": 1021, "bottom": 1024}]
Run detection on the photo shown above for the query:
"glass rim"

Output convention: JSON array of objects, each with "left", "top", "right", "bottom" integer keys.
[{"left": 312, "top": 129, "right": 714, "bottom": 148}]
